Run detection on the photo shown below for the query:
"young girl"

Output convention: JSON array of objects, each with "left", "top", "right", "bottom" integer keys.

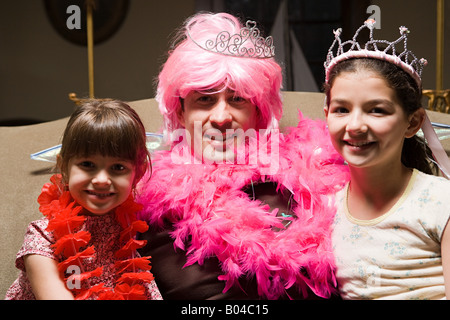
[
  {"left": 324, "top": 20, "right": 450, "bottom": 299},
  {"left": 5, "top": 99, "right": 162, "bottom": 300}
]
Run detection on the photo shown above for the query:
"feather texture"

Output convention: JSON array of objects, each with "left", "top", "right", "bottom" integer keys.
[
  {"left": 38, "top": 179, "right": 155, "bottom": 300},
  {"left": 137, "top": 114, "right": 349, "bottom": 299}
]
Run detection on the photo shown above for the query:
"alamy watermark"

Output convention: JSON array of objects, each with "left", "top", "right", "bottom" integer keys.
[
  {"left": 66, "top": 5, "right": 81, "bottom": 30},
  {"left": 168, "top": 122, "right": 280, "bottom": 175},
  {"left": 65, "top": 4, "right": 382, "bottom": 31},
  {"left": 66, "top": 265, "right": 81, "bottom": 289},
  {"left": 367, "top": 5, "right": 381, "bottom": 29}
]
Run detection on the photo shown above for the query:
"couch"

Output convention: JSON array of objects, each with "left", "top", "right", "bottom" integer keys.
[{"left": 1, "top": 91, "right": 450, "bottom": 298}]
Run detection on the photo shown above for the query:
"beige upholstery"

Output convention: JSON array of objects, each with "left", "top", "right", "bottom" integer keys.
[{"left": 1, "top": 91, "right": 449, "bottom": 297}]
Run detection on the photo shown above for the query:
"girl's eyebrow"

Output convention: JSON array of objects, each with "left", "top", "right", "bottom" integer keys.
[
  {"left": 364, "top": 99, "right": 395, "bottom": 107},
  {"left": 115, "top": 158, "right": 134, "bottom": 164},
  {"left": 329, "top": 98, "right": 394, "bottom": 107}
]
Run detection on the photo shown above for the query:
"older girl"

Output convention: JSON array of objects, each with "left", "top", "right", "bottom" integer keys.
[{"left": 324, "top": 21, "right": 450, "bottom": 299}]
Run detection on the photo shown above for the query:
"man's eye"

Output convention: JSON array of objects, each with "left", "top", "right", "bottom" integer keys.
[
  {"left": 197, "top": 95, "right": 213, "bottom": 103},
  {"left": 232, "top": 96, "right": 245, "bottom": 102}
]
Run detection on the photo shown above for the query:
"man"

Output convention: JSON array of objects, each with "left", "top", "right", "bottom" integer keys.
[{"left": 137, "top": 12, "right": 348, "bottom": 299}]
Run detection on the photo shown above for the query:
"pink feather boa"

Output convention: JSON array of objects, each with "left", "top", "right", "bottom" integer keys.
[{"left": 137, "top": 113, "right": 349, "bottom": 299}]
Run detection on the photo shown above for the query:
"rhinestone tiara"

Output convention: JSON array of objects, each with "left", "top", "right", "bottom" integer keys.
[
  {"left": 186, "top": 19, "right": 275, "bottom": 59},
  {"left": 324, "top": 19, "right": 427, "bottom": 86}
]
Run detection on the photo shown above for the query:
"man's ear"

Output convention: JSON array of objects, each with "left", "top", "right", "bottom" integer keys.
[
  {"left": 177, "top": 99, "right": 186, "bottom": 127},
  {"left": 405, "top": 108, "right": 425, "bottom": 138}
]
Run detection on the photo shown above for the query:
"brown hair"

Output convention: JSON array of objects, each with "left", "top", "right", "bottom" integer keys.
[
  {"left": 58, "top": 99, "right": 151, "bottom": 186},
  {"left": 324, "top": 58, "right": 437, "bottom": 175}
]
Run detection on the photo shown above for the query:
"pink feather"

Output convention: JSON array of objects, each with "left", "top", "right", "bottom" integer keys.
[{"left": 136, "top": 114, "right": 349, "bottom": 299}]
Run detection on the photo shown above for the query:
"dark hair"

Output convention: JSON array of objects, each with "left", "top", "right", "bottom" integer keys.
[
  {"left": 324, "top": 58, "right": 437, "bottom": 175},
  {"left": 58, "top": 99, "right": 151, "bottom": 186}
]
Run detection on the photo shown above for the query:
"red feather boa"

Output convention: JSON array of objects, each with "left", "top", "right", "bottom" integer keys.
[{"left": 38, "top": 174, "right": 154, "bottom": 300}]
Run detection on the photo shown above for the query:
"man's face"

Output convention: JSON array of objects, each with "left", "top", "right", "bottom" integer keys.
[{"left": 177, "top": 88, "right": 258, "bottom": 163}]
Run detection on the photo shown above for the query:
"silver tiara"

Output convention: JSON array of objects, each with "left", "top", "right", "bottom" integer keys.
[
  {"left": 187, "top": 20, "right": 275, "bottom": 59},
  {"left": 324, "top": 19, "right": 427, "bottom": 86}
]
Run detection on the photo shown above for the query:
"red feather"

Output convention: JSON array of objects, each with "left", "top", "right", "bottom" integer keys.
[
  {"left": 114, "top": 256, "right": 152, "bottom": 273},
  {"left": 119, "top": 220, "right": 149, "bottom": 242},
  {"left": 115, "top": 196, "right": 143, "bottom": 228},
  {"left": 52, "top": 231, "right": 91, "bottom": 257},
  {"left": 117, "top": 271, "right": 154, "bottom": 284},
  {"left": 66, "top": 266, "right": 103, "bottom": 283},
  {"left": 41, "top": 174, "right": 156, "bottom": 300},
  {"left": 57, "top": 246, "right": 95, "bottom": 274},
  {"left": 114, "top": 239, "right": 147, "bottom": 258},
  {"left": 47, "top": 204, "right": 85, "bottom": 238},
  {"left": 75, "top": 283, "right": 108, "bottom": 300},
  {"left": 114, "top": 283, "right": 147, "bottom": 300},
  {"left": 38, "top": 174, "right": 63, "bottom": 207},
  {"left": 96, "top": 291, "right": 125, "bottom": 300}
]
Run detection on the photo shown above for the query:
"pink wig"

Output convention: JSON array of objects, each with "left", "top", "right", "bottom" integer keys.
[{"left": 156, "top": 12, "right": 283, "bottom": 134}]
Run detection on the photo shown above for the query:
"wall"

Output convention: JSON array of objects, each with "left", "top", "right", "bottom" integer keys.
[
  {"left": 0, "top": 0, "right": 195, "bottom": 122},
  {"left": 0, "top": 0, "right": 449, "bottom": 123},
  {"left": 370, "top": 0, "right": 450, "bottom": 91}
]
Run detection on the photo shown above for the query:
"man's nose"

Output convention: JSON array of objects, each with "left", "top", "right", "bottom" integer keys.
[{"left": 209, "top": 99, "right": 232, "bottom": 128}]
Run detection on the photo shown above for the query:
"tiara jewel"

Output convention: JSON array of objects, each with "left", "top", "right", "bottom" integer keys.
[
  {"left": 187, "top": 20, "right": 275, "bottom": 59},
  {"left": 324, "top": 19, "right": 427, "bottom": 85}
]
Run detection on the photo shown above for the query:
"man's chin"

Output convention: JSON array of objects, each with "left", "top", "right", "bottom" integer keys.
[{"left": 198, "top": 145, "right": 236, "bottom": 164}]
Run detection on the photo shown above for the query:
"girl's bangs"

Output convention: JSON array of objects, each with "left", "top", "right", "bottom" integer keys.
[{"left": 68, "top": 119, "right": 138, "bottom": 161}]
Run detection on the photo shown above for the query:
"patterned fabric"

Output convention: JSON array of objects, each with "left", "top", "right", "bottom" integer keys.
[
  {"left": 5, "top": 215, "right": 162, "bottom": 300},
  {"left": 332, "top": 169, "right": 450, "bottom": 300}
]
